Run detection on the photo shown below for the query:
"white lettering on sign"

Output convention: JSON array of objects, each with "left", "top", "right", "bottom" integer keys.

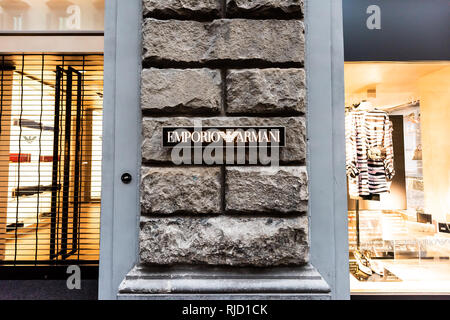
[
  {"left": 167, "top": 129, "right": 281, "bottom": 144},
  {"left": 164, "top": 126, "right": 284, "bottom": 166},
  {"left": 366, "top": 5, "right": 381, "bottom": 30}
]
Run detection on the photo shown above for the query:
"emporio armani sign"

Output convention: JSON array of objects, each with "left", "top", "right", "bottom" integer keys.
[{"left": 162, "top": 127, "right": 286, "bottom": 148}]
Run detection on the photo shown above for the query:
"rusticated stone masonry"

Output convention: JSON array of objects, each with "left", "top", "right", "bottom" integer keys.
[{"left": 139, "top": 0, "right": 308, "bottom": 267}]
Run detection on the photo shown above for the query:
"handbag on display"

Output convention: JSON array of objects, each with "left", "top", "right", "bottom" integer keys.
[
  {"left": 367, "top": 146, "right": 387, "bottom": 161},
  {"left": 412, "top": 144, "right": 422, "bottom": 160}
]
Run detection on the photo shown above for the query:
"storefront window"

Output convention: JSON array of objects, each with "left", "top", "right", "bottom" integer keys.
[
  {"left": 0, "top": 0, "right": 104, "bottom": 31},
  {"left": 345, "top": 62, "right": 450, "bottom": 294},
  {"left": 0, "top": 54, "right": 104, "bottom": 264}
]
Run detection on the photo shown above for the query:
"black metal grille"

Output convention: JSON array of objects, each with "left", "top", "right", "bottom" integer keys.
[{"left": 0, "top": 54, "right": 103, "bottom": 266}]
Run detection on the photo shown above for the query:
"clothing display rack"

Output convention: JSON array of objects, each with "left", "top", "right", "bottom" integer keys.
[{"left": 355, "top": 199, "right": 360, "bottom": 249}]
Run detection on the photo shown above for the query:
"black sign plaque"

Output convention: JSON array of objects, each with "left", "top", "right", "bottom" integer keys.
[{"left": 162, "top": 126, "right": 286, "bottom": 148}]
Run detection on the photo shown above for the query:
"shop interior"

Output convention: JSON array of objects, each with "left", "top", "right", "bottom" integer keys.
[
  {"left": 345, "top": 62, "right": 450, "bottom": 294},
  {"left": 0, "top": 54, "right": 103, "bottom": 265}
]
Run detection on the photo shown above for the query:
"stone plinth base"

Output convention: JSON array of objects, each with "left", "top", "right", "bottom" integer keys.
[{"left": 118, "top": 264, "right": 330, "bottom": 300}]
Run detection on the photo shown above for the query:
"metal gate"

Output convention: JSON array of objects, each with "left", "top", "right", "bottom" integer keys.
[
  {"left": 50, "top": 66, "right": 83, "bottom": 260},
  {"left": 0, "top": 54, "right": 103, "bottom": 267}
]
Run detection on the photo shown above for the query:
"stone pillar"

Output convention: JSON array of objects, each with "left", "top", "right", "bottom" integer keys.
[{"left": 119, "top": 0, "right": 330, "bottom": 299}]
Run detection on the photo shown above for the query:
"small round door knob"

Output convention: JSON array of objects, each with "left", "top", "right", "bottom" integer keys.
[{"left": 121, "top": 173, "right": 132, "bottom": 184}]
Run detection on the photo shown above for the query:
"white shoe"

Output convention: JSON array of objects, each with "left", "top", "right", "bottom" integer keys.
[
  {"left": 353, "top": 250, "right": 372, "bottom": 276},
  {"left": 368, "top": 259, "right": 384, "bottom": 276}
]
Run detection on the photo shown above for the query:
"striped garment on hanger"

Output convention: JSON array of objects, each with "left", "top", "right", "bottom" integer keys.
[{"left": 346, "top": 109, "right": 395, "bottom": 197}]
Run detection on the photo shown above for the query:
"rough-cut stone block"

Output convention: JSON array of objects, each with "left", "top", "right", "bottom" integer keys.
[
  {"left": 141, "top": 68, "right": 222, "bottom": 115},
  {"left": 141, "top": 167, "right": 221, "bottom": 214},
  {"left": 143, "top": 0, "right": 221, "bottom": 18},
  {"left": 141, "top": 117, "right": 306, "bottom": 163},
  {"left": 226, "top": 166, "right": 308, "bottom": 213},
  {"left": 142, "top": 19, "right": 304, "bottom": 64},
  {"left": 140, "top": 216, "right": 309, "bottom": 266},
  {"left": 227, "top": 68, "right": 306, "bottom": 114},
  {"left": 142, "top": 117, "right": 192, "bottom": 163},
  {"left": 226, "top": 0, "right": 304, "bottom": 17}
]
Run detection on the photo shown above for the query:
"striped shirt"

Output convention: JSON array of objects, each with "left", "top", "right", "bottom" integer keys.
[{"left": 346, "top": 109, "right": 395, "bottom": 197}]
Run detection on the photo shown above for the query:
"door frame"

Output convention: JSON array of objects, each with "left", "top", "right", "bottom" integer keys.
[
  {"left": 98, "top": 0, "right": 141, "bottom": 300},
  {"left": 307, "top": 0, "right": 349, "bottom": 299}
]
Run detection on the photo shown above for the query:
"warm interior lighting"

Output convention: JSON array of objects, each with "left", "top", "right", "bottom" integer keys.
[
  {"left": 0, "top": 54, "right": 103, "bottom": 264},
  {"left": 346, "top": 61, "right": 450, "bottom": 294}
]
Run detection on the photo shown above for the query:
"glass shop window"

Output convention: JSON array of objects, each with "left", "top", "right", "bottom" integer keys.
[
  {"left": 345, "top": 62, "right": 450, "bottom": 294},
  {"left": 0, "top": 54, "right": 103, "bottom": 265},
  {"left": 0, "top": 0, "right": 104, "bottom": 31}
]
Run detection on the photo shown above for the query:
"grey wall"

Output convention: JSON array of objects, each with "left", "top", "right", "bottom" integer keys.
[
  {"left": 307, "top": 0, "right": 349, "bottom": 299},
  {"left": 343, "top": 0, "right": 450, "bottom": 61},
  {"left": 98, "top": 0, "right": 141, "bottom": 300},
  {"left": 138, "top": 0, "right": 310, "bottom": 270}
]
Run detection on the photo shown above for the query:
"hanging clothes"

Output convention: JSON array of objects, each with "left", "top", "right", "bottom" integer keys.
[{"left": 346, "top": 108, "right": 395, "bottom": 198}]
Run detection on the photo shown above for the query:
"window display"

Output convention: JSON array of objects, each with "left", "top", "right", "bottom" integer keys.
[{"left": 345, "top": 62, "right": 450, "bottom": 294}]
